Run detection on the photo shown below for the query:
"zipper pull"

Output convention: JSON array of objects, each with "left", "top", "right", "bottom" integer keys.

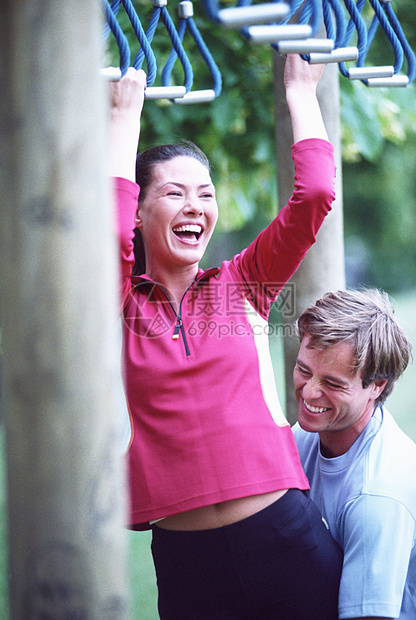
[{"left": 172, "top": 317, "right": 182, "bottom": 340}]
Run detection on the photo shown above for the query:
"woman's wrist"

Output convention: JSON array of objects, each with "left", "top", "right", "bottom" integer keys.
[
  {"left": 108, "top": 119, "right": 140, "bottom": 181},
  {"left": 286, "top": 93, "right": 328, "bottom": 143}
]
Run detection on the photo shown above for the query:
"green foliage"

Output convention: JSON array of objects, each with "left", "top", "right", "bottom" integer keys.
[
  {"left": 105, "top": 0, "right": 416, "bottom": 290},
  {"left": 336, "top": 0, "right": 416, "bottom": 292},
  {"left": 341, "top": 80, "right": 416, "bottom": 163},
  {"left": 343, "top": 132, "right": 416, "bottom": 292},
  {"left": 339, "top": 0, "right": 416, "bottom": 162}
]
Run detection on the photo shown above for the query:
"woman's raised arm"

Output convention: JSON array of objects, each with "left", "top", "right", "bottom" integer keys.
[
  {"left": 283, "top": 54, "right": 328, "bottom": 143},
  {"left": 108, "top": 68, "right": 147, "bottom": 182}
]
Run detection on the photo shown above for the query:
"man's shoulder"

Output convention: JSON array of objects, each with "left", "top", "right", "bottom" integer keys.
[
  {"left": 292, "top": 422, "right": 318, "bottom": 445},
  {"left": 373, "top": 407, "right": 416, "bottom": 463},
  {"left": 292, "top": 423, "right": 320, "bottom": 467},
  {"left": 363, "top": 407, "right": 416, "bottom": 513}
]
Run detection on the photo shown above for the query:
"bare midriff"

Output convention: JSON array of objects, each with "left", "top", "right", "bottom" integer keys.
[{"left": 155, "top": 488, "right": 289, "bottom": 531}]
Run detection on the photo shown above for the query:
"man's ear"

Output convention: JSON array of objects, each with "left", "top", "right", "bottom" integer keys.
[
  {"left": 135, "top": 209, "right": 142, "bottom": 229},
  {"left": 372, "top": 379, "right": 388, "bottom": 400}
]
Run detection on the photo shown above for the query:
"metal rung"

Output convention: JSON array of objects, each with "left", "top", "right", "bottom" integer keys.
[
  {"left": 248, "top": 24, "right": 312, "bottom": 43},
  {"left": 100, "top": 70, "right": 187, "bottom": 100},
  {"left": 367, "top": 75, "right": 409, "bottom": 87},
  {"left": 145, "top": 86, "right": 187, "bottom": 99},
  {"left": 178, "top": 1, "right": 194, "bottom": 19},
  {"left": 173, "top": 89, "right": 216, "bottom": 104},
  {"left": 349, "top": 66, "right": 394, "bottom": 80},
  {"left": 277, "top": 38, "right": 334, "bottom": 54},
  {"left": 101, "top": 67, "right": 123, "bottom": 81},
  {"left": 309, "top": 47, "right": 358, "bottom": 64},
  {"left": 218, "top": 3, "right": 290, "bottom": 29}
]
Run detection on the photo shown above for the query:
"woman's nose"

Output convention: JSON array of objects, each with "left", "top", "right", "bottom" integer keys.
[{"left": 183, "top": 198, "right": 203, "bottom": 217}]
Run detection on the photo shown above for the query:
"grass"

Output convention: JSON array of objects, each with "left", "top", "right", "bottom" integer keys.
[
  {"left": 0, "top": 443, "right": 8, "bottom": 620},
  {"left": 0, "top": 291, "right": 415, "bottom": 619},
  {"left": 128, "top": 530, "right": 158, "bottom": 619},
  {"left": 384, "top": 290, "right": 416, "bottom": 441}
]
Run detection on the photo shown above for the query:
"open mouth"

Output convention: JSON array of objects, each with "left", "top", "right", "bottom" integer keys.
[
  {"left": 172, "top": 224, "right": 202, "bottom": 243},
  {"left": 303, "top": 399, "right": 330, "bottom": 414}
]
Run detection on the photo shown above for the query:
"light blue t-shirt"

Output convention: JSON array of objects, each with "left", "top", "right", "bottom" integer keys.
[{"left": 293, "top": 406, "right": 416, "bottom": 619}]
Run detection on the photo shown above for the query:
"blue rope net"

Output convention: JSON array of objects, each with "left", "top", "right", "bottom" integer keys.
[
  {"left": 201, "top": 0, "right": 415, "bottom": 86},
  {"left": 104, "top": 1, "right": 131, "bottom": 76},
  {"left": 162, "top": 1, "right": 223, "bottom": 103},
  {"left": 135, "top": 0, "right": 194, "bottom": 92},
  {"left": 103, "top": 0, "right": 415, "bottom": 90},
  {"left": 103, "top": 0, "right": 222, "bottom": 102},
  {"left": 356, "top": 0, "right": 415, "bottom": 86}
]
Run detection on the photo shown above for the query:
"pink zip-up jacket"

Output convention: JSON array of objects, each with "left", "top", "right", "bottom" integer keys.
[{"left": 116, "top": 138, "right": 336, "bottom": 528}]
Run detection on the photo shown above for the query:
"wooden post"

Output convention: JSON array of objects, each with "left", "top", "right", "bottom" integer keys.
[
  {"left": 273, "top": 53, "right": 346, "bottom": 425},
  {"left": 0, "top": 2, "right": 130, "bottom": 618}
]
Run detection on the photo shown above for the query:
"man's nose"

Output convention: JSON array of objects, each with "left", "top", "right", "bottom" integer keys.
[{"left": 302, "top": 376, "right": 323, "bottom": 400}]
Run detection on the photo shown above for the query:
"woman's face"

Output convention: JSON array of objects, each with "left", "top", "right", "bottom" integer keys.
[{"left": 136, "top": 156, "right": 218, "bottom": 276}]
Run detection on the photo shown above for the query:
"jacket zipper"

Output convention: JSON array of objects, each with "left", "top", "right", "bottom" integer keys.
[
  {"left": 133, "top": 269, "right": 219, "bottom": 358},
  {"left": 169, "top": 269, "right": 219, "bottom": 357},
  {"left": 169, "top": 279, "right": 198, "bottom": 357},
  {"left": 172, "top": 315, "right": 190, "bottom": 356}
]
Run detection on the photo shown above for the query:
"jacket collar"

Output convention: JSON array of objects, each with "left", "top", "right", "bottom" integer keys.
[{"left": 131, "top": 266, "right": 220, "bottom": 286}]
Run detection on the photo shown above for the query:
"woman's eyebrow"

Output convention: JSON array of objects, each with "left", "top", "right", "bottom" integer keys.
[{"left": 161, "top": 181, "right": 214, "bottom": 190}]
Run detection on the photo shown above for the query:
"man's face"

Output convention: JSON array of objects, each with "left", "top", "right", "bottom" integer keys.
[{"left": 293, "top": 334, "right": 385, "bottom": 455}]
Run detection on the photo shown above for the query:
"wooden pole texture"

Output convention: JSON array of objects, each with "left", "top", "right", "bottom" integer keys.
[
  {"left": 0, "top": 2, "right": 130, "bottom": 618},
  {"left": 273, "top": 53, "right": 346, "bottom": 425}
]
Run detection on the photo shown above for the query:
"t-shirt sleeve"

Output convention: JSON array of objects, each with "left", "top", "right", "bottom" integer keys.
[
  {"left": 113, "top": 176, "right": 140, "bottom": 307},
  {"left": 229, "top": 138, "right": 336, "bottom": 317},
  {"left": 338, "top": 494, "right": 415, "bottom": 619}
]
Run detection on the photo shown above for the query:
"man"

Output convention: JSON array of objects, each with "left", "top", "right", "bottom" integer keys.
[{"left": 292, "top": 289, "right": 416, "bottom": 620}]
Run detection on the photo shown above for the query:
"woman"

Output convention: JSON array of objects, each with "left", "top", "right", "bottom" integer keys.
[{"left": 110, "top": 54, "right": 343, "bottom": 619}]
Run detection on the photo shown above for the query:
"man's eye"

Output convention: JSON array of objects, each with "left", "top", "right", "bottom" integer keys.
[
  {"left": 296, "top": 365, "right": 310, "bottom": 376},
  {"left": 326, "top": 382, "right": 343, "bottom": 390}
]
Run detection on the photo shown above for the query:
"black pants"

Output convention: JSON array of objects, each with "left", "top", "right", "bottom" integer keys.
[{"left": 151, "top": 489, "right": 343, "bottom": 619}]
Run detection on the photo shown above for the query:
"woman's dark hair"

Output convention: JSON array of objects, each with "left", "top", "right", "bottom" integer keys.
[{"left": 133, "top": 141, "right": 211, "bottom": 275}]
